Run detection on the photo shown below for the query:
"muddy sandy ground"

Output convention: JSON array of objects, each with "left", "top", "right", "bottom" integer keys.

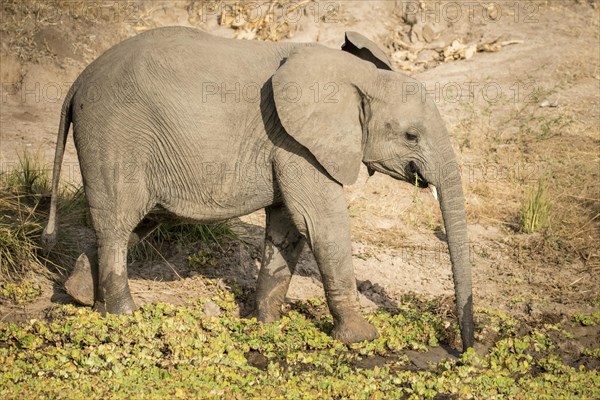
[{"left": 1, "top": 1, "right": 599, "bottom": 357}]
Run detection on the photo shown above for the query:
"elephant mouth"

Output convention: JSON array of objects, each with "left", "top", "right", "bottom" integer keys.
[
  {"left": 407, "top": 161, "right": 429, "bottom": 188},
  {"left": 363, "top": 161, "right": 429, "bottom": 188}
]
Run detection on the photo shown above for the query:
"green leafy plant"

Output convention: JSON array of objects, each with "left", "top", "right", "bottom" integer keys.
[
  {"left": 1, "top": 299, "right": 599, "bottom": 399},
  {"left": 583, "top": 348, "right": 600, "bottom": 359},
  {"left": 573, "top": 312, "right": 600, "bottom": 326},
  {"left": 0, "top": 281, "right": 42, "bottom": 303},
  {"left": 188, "top": 248, "right": 219, "bottom": 270}
]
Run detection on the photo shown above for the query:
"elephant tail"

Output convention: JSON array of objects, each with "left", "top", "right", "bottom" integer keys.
[{"left": 41, "top": 84, "right": 76, "bottom": 251}]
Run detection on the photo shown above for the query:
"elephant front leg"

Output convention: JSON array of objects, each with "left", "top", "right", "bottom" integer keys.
[
  {"left": 274, "top": 152, "right": 378, "bottom": 344},
  {"left": 254, "top": 205, "right": 305, "bottom": 322},
  {"left": 308, "top": 212, "right": 379, "bottom": 344}
]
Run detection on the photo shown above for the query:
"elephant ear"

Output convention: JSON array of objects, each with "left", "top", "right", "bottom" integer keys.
[
  {"left": 342, "top": 31, "right": 393, "bottom": 70},
  {"left": 272, "top": 47, "right": 375, "bottom": 186}
]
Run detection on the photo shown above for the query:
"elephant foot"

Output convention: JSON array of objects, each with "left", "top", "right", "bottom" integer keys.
[
  {"left": 93, "top": 293, "right": 137, "bottom": 316},
  {"left": 332, "top": 312, "right": 379, "bottom": 344},
  {"left": 64, "top": 252, "right": 95, "bottom": 306},
  {"left": 248, "top": 301, "right": 283, "bottom": 323}
]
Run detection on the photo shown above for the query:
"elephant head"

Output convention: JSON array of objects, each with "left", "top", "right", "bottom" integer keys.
[{"left": 272, "top": 43, "right": 474, "bottom": 351}]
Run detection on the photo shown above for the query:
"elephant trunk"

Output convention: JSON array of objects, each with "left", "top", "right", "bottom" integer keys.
[{"left": 431, "top": 160, "right": 474, "bottom": 352}]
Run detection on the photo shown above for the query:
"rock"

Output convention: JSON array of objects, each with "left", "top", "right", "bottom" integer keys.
[
  {"left": 540, "top": 99, "right": 559, "bottom": 108},
  {"left": 464, "top": 44, "right": 477, "bottom": 60},
  {"left": 422, "top": 24, "right": 437, "bottom": 43},
  {"left": 391, "top": 50, "right": 409, "bottom": 62},
  {"left": 393, "top": 50, "right": 418, "bottom": 64},
  {"left": 396, "top": 61, "right": 417, "bottom": 72},
  {"left": 370, "top": 293, "right": 383, "bottom": 303},
  {"left": 426, "top": 39, "right": 447, "bottom": 52},
  {"left": 231, "top": 18, "right": 246, "bottom": 29},
  {"left": 203, "top": 300, "right": 221, "bottom": 317},
  {"left": 358, "top": 280, "right": 373, "bottom": 292},
  {"left": 526, "top": 302, "right": 544, "bottom": 318},
  {"left": 245, "top": 351, "right": 268, "bottom": 370},
  {"left": 64, "top": 251, "right": 96, "bottom": 306},
  {"left": 417, "top": 49, "right": 439, "bottom": 62},
  {"left": 358, "top": 294, "right": 378, "bottom": 313},
  {"left": 466, "top": 194, "right": 481, "bottom": 207},
  {"left": 443, "top": 40, "right": 477, "bottom": 61},
  {"left": 411, "top": 24, "right": 423, "bottom": 42}
]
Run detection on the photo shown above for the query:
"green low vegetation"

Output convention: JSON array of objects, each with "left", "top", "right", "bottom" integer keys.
[
  {"left": 0, "top": 280, "right": 42, "bottom": 304},
  {"left": 573, "top": 312, "right": 600, "bottom": 327},
  {"left": 1, "top": 294, "right": 598, "bottom": 399}
]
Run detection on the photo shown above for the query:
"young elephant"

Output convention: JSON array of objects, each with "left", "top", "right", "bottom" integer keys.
[{"left": 42, "top": 28, "right": 474, "bottom": 351}]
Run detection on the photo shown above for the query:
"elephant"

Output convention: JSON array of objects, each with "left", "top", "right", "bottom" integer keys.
[{"left": 42, "top": 27, "right": 474, "bottom": 351}]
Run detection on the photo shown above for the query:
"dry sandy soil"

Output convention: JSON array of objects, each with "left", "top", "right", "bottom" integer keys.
[{"left": 1, "top": 0, "right": 599, "bottom": 355}]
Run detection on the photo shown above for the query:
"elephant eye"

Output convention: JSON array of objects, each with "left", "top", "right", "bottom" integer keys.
[{"left": 405, "top": 131, "right": 419, "bottom": 143}]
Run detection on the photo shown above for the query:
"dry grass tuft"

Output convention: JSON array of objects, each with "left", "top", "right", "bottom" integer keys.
[
  {"left": 0, "top": 152, "right": 84, "bottom": 284},
  {"left": 521, "top": 178, "right": 551, "bottom": 234}
]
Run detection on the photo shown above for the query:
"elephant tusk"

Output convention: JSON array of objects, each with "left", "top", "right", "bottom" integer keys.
[{"left": 430, "top": 185, "right": 439, "bottom": 201}]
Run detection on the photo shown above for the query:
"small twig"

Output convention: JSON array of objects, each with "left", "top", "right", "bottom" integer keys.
[
  {"left": 131, "top": 289, "right": 176, "bottom": 295},
  {"left": 569, "top": 276, "right": 584, "bottom": 286},
  {"left": 144, "top": 241, "right": 184, "bottom": 281},
  {"left": 258, "top": 0, "right": 277, "bottom": 26},
  {"left": 285, "top": 0, "right": 311, "bottom": 14},
  {"left": 0, "top": 309, "right": 15, "bottom": 322},
  {"left": 500, "top": 40, "right": 524, "bottom": 46},
  {"left": 571, "top": 213, "right": 600, "bottom": 237},
  {"left": 207, "top": 227, "right": 225, "bottom": 252},
  {"left": 564, "top": 194, "right": 600, "bottom": 202},
  {"left": 479, "top": 215, "right": 515, "bottom": 226}
]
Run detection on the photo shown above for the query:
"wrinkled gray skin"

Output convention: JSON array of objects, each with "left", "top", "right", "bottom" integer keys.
[{"left": 42, "top": 27, "right": 474, "bottom": 350}]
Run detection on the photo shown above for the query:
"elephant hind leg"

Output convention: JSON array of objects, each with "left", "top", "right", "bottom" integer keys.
[
  {"left": 87, "top": 195, "right": 154, "bottom": 314},
  {"left": 253, "top": 204, "right": 305, "bottom": 322},
  {"left": 64, "top": 219, "right": 160, "bottom": 306},
  {"left": 93, "top": 234, "right": 136, "bottom": 315}
]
